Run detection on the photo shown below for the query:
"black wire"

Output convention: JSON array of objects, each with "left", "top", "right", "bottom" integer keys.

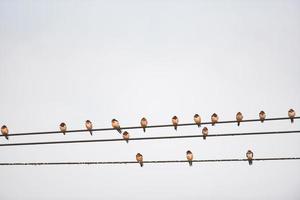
[
  {"left": 0, "top": 157, "right": 299, "bottom": 166},
  {"left": 1, "top": 130, "right": 299, "bottom": 147},
  {"left": 1, "top": 116, "right": 299, "bottom": 138}
]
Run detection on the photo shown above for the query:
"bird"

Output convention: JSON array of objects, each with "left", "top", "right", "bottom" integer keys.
[
  {"left": 1, "top": 125, "right": 9, "bottom": 140},
  {"left": 259, "top": 111, "right": 266, "bottom": 123},
  {"left": 211, "top": 113, "right": 219, "bottom": 126},
  {"left": 246, "top": 150, "right": 254, "bottom": 165},
  {"left": 140, "top": 117, "right": 148, "bottom": 132},
  {"left": 202, "top": 127, "right": 208, "bottom": 140},
  {"left": 85, "top": 120, "right": 93, "bottom": 136},
  {"left": 186, "top": 150, "right": 193, "bottom": 166},
  {"left": 136, "top": 153, "right": 143, "bottom": 167},
  {"left": 236, "top": 112, "right": 243, "bottom": 126},
  {"left": 111, "top": 119, "right": 122, "bottom": 134},
  {"left": 59, "top": 122, "right": 67, "bottom": 135},
  {"left": 194, "top": 114, "right": 201, "bottom": 127},
  {"left": 122, "top": 131, "right": 130, "bottom": 143},
  {"left": 172, "top": 116, "right": 179, "bottom": 131},
  {"left": 288, "top": 109, "right": 296, "bottom": 123}
]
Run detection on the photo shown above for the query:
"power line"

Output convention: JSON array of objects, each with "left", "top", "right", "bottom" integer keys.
[
  {"left": 0, "top": 157, "right": 299, "bottom": 166},
  {"left": 1, "top": 116, "right": 299, "bottom": 138},
  {"left": 1, "top": 130, "right": 299, "bottom": 147}
]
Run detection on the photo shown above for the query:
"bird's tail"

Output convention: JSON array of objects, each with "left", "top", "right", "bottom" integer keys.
[
  {"left": 261, "top": 120, "right": 264, "bottom": 123},
  {"left": 189, "top": 161, "right": 192, "bottom": 167},
  {"left": 198, "top": 124, "right": 201, "bottom": 127},
  {"left": 291, "top": 118, "right": 294, "bottom": 123},
  {"left": 89, "top": 131, "right": 93, "bottom": 136},
  {"left": 140, "top": 162, "right": 143, "bottom": 167},
  {"left": 117, "top": 128, "right": 122, "bottom": 134},
  {"left": 143, "top": 127, "right": 146, "bottom": 132},
  {"left": 5, "top": 135, "right": 9, "bottom": 140},
  {"left": 212, "top": 122, "right": 215, "bottom": 126},
  {"left": 248, "top": 159, "right": 253, "bottom": 166},
  {"left": 238, "top": 122, "right": 240, "bottom": 126},
  {"left": 174, "top": 126, "right": 177, "bottom": 131},
  {"left": 63, "top": 132, "right": 66, "bottom": 135},
  {"left": 125, "top": 139, "right": 129, "bottom": 143},
  {"left": 203, "top": 135, "right": 206, "bottom": 140}
]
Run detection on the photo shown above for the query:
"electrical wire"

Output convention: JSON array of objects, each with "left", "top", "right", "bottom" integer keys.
[
  {"left": 0, "top": 157, "right": 299, "bottom": 166},
  {"left": 1, "top": 116, "right": 299, "bottom": 138},
  {"left": 1, "top": 130, "right": 299, "bottom": 147}
]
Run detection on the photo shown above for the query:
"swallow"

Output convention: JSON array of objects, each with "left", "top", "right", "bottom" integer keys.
[
  {"left": 136, "top": 153, "right": 143, "bottom": 167},
  {"left": 259, "top": 111, "right": 266, "bottom": 123},
  {"left": 172, "top": 116, "right": 179, "bottom": 131},
  {"left": 122, "top": 131, "right": 130, "bottom": 143},
  {"left": 202, "top": 127, "right": 208, "bottom": 140},
  {"left": 194, "top": 114, "right": 201, "bottom": 127},
  {"left": 140, "top": 117, "right": 148, "bottom": 132},
  {"left": 111, "top": 119, "right": 122, "bottom": 134},
  {"left": 85, "top": 120, "right": 93, "bottom": 136},
  {"left": 1, "top": 125, "right": 9, "bottom": 140},
  {"left": 288, "top": 109, "right": 296, "bottom": 123},
  {"left": 59, "top": 122, "right": 67, "bottom": 135},
  {"left": 211, "top": 113, "right": 219, "bottom": 126},
  {"left": 236, "top": 112, "right": 243, "bottom": 126},
  {"left": 246, "top": 150, "right": 253, "bottom": 165},
  {"left": 186, "top": 150, "right": 193, "bottom": 166}
]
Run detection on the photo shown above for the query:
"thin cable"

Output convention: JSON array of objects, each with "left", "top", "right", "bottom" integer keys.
[
  {"left": 0, "top": 157, "right": 299, "bottom": 166},
  {"left": 1, "top": 130, "right": 300, "bottom": 147},
  {"left": 1, "top": 116, "right": 299, "bottom": 138}
]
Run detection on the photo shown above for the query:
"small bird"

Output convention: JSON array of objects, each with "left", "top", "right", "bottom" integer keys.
[
  {"left": 202, "top": 127, "right": 208, "bottom": 140},
  {"left": 59, "top": 122, "right": 67, "bottom": 135},
  {"left": 122, "top": 131, "right": 130, "bottom": 143},
  {"left": 111, "top": 119, "right": 122, "bottom": 134},
  {"left": 236, "top": 112, "right": 243, "bottom": 126},
  {"left": 211, "top": 113, "right": 219, "bottom": 126},
  {"left": 85, "top": 120, "right": 93, "bottom": 136},
  {"left": 288, "top": 109, "right": 296, "bottom": 123},
  {"left": 259, "top": 111, "right": 266, "bottom": 123},
  {"left": 246, "top": 150, "right": 254, "bottom": 165},
  {"left": 136, "top": 153, "right": 143, "bottom": 167},
  {"left": 172, "top": 116, "right": 179, "bottom": 131},
  {"left": 194, "top": 114, "right": 201, "bottom": 127},
  {"left": 1, "top": 125, "right": 9, "bottom": 140},
  {"left": 140, "top": 117, "right": 148, "bottom": 132},
  {"left": 186, "top": 150, "right": 193, "bottom": 166}
]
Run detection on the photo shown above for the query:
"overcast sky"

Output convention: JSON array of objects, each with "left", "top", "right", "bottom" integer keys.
[{"left": 0, "top": 0, "right": 300, "bottom": 199}]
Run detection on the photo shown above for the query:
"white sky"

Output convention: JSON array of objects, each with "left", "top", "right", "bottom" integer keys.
[{"left": 0, "top": 0, "right": 300, "bottom": 199}]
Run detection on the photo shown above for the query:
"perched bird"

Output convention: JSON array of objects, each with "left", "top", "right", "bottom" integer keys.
[
  {"left": 140, "top": 117, "right": 148, "bottom": 132},
  {"left": 202, "top": 127, "right": 208, "bottom": 140},
  {"left": 259, "top": 111, "right": 266, "bottom": 123},
  {"left": 186, "top": 150, "right": 193, "bottom": 166},
  {"left": 59, "top": 122, "right": 67, "bottom": 135},
  {"left": 194, "top": 114, "right": 201, "bottom": 127},
  {"left": 111, "top": 119, "right": 122, "bottom": 134},
  {"left": 246, "top": 150, "right": 254, "bottom": 166},
  {"left": 172, "top": 116, "right": 179, "bottom": 131},
  {"left": 85, "top": 120, "right": 93, "bottom": 136},
  {"left": 1, "top": 125, "right": 9, "bottom": 140},
  {"left": 136, "top": 153, "right": 143, "bottom": 167},
  {"left": 288, "top": 109, "right": 296, "bottom": 123},
  {"left": 122, "top": 131, "right": 130, "bottom": 143},
  {"left": 211, "top": 113, "right": 219, "bottom": 126},
  {"left": 236, "top": 112, "right": 243, "bottom": 126}
]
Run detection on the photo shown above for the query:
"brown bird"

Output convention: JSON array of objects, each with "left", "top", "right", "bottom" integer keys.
[
  {"left": 1, "top": 125, "right": 9, "bottom": 140},
  {"left": 194, "top": 114, "right": 201, "bottom": 127},
  {"left": 59, "top": 122, "right": 67, "bottom": 135},
  {"left": 202, "top": 127, "right": 208, "bottom": 140},
  {"left": 288, "top": 109, "right": 296, "bottom": 123},
  {"left": 172, "top": 116, "right": 179, "bottom": 131},
  {"left": 136, "top": 153, "right": 143, "bottom": 167},
  {"left": 186, "top": 150, "right": 193, "bottom": 166},
  {"left": 259, "top": 111, "right": 266, "bottom": 123},
  {"left": 122, "top": 131, "right": 130, "bottom": 143},
  {"left": 140, "top": 117, "right": 148, "bottom": 132},
  {"left": 236, "top": 112, "right": 243, "bottom": 126},
  {"left": 211, "top": 113, "right": 219, "bottom": 126},
  {"left": 85, "top": 120, "right": 93, "bottom": 136},
  {"left": 111, "top": 119, "right": 122, "bottom": 134},
  {"left": 246, "top": 150, "right": 254, "bottom": 165}
]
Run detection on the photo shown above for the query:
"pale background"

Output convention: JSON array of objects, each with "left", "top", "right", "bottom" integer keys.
[{"left": 0, "top": 0, "right": 300, "bottom": 199}]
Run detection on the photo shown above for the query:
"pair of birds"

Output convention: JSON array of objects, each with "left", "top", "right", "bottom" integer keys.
[
  {"left": 59, "top": 120, "right": 93, "bottom": 135},
  {"left": 136, "top": 150, "right": 254, "bottom": 167}
]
